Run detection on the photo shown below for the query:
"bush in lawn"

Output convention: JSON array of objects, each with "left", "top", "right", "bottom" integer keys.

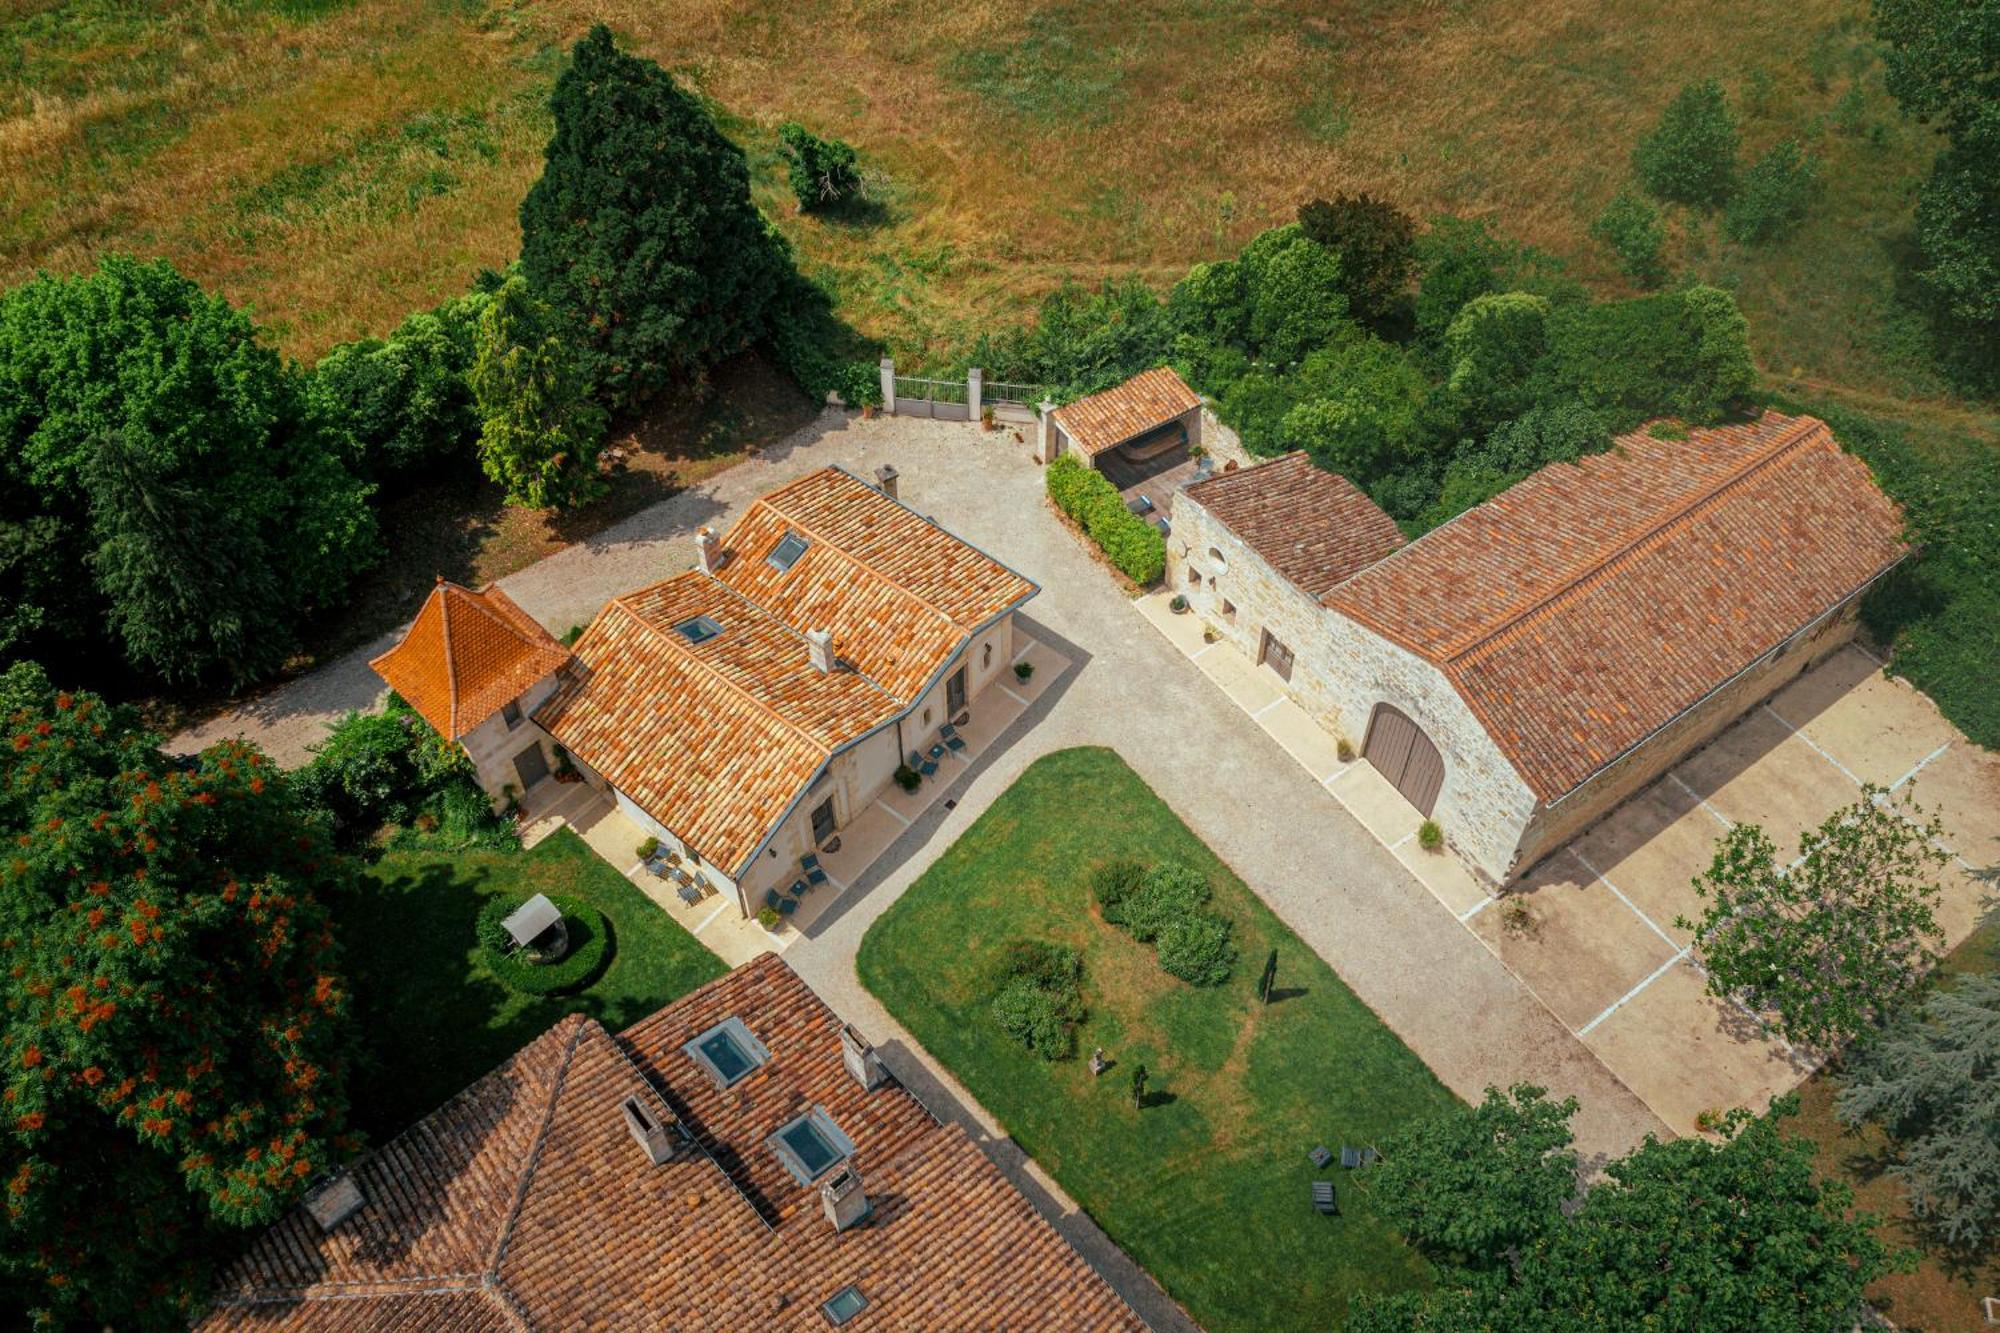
[
  {"left": 1633, "top": 79, "right": 1740, "bottom": 206},
  {"left": 1723, "top": 139, "right": 1822, "bottom": 244},
  {"left": 1589, "top": 191, "right": 1668, "bottom": 287},
  {"left": 1090, "top": 858, "right": 1146, "bottom": 924},
  {"left": 1156, "top": 912, "right": 1236, "bottom": 986},
  {"left": 476, "top": 894, "right": 614, "bottom": 996},
  {"left": 296, "top": 708, "right": 421, "bottom": 833},
  {"left": 968, "top": 278, "right": 1175, "bottom": 402},
  {"left": 777, "top": 121, "right": 862, "bottom": 212},
  {"left": 989, "top": 939, "right": 1085, "bottom": 1060},
  {"left": 1413, "top": 215, "right": 1514, "bottom": 340},
  {"left": 1045, "top": 454, "right": 1166, "bottom": 583},
  {"left": 1121, "top": 860, "right": 1213, "bottom": 942}
]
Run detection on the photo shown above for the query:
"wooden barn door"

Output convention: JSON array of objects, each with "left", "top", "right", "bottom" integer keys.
[{"left": 1364, "top": 704, "right": 1445, "bottom": 816}]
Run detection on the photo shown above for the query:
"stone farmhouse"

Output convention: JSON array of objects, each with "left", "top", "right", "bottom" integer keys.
[
  {"left": 371, "top": 466, "right": 1038, "bottom": 919},
  {"left": 201, "top": 953, "right": 1142, "bottom": 1330},
  {"left": 1167, "top": 412, "right": 1910, "bottom": 885}
]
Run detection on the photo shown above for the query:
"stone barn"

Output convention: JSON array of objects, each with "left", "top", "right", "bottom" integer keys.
[{"left": 1167, "top": 413, "right": 1911, "bottom": 884}]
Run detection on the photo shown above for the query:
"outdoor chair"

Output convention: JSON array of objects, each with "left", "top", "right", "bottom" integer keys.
[
  {"left": 676, "top": 881, "right": 702, "bottom": 907},
  {"left": 1311, "top": 1180, "right": 1338, "bottom": 1216},
  {"left": 939, "top": 723, "right": 966, "bottom": 753},
  {"left": 915, "top": 750, "right": 939, "bottom": 778},
  {"left": 778, "top": 896, "right": 798, "bottom": 916},
  {"left": 1125, "top": 493, "right": 1155, "bottom": 516},
  {"left": 764, "top": 889, "right": 783, "bottom": 911},
  {"left": 801, "top": 853, "right": 828, "bottom": 887},
  {"left": 1309, "top": 1146, "right": 1333, "bottom": 1169}
]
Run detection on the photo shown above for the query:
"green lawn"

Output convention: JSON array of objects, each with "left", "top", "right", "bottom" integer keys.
[
  {"left": 856, "top": 747, "right": 1458, "bottom": 1330},
  {"left": 335, "top": 827, "right": 725, "bottom": 1141}
]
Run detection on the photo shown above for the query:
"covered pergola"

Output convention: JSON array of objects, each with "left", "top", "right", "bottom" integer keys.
[{"left": 1039, "top": 367, "right": 1203, "bottom": 469}]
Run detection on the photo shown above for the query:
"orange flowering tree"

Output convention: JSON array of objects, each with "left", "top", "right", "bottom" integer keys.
[{"left": 0, "top": 664, "right": 358, "bottom": 1329}]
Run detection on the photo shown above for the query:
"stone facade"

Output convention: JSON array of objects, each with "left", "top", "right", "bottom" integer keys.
[{"left": 461, "top": 673, "right": 562, "bottom": 809}]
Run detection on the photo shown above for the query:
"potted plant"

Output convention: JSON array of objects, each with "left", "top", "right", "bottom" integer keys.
[
  {"left": 861, "top": 400, "right": 877, "bottom": 420},
  {"left": 894, "top": 764, "right": 921, "bottom": 793},
  {"left": 1013, "top": 661, "right": 1035, "bottom": 682},
  {"left": 981, "top": 405, "right": 996, "bottom": 431},
  {"left": 1418, "top": 819, "right": 1444, "bottom": 852},
  {"left": 1169, "top": 593, "right": 1189, "bottom": 614},
  {"left": 756, "top": 905, "right": 782, "bottom": 930},
  {"left": 637, "top": 836, "right": 660, "bottom": 861},
  {"left": 1336, "top": 738, "right": 1355, "bottom": 763}
]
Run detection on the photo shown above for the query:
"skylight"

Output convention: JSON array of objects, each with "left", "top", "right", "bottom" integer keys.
[
  {"left": 682, "top": 1017, "right": 767, "bottom": 1088},
  {"left": 769, "top": 1106, "right": 855, "bottom": 1185},
  {"left": 673, "top": 614, "right": 722, "bottom": 645},
  {"left": 821, "top": 1285, "right": 868, "bottom": 1325},
  {"left": 767, "top": 531, "right": 809, "bottom": 574}
]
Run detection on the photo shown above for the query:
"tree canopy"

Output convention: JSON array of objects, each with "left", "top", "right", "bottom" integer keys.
[
  {"left": 0, "top": 663, "right": 357, "bottom": 1328},
  {"left": 519, "top": 23, "right": 788, "bottom": 410},
  {"left": 470, "top": 276, "right": 609, "bottom": 510}
]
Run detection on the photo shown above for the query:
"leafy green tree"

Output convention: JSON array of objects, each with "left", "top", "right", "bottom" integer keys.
[
  {"left": 971, "top": 278, "right": 1174, "bottom": 401},
  {"left": 1838, "top": 967, "right": 2000, "bottom": 1249},
  {"left": 1633, "top": 78, "right": 1741, "bottom": 206},
  {"left": 1413, "top": 216, "right": 1512, "bottom": 340},
  {"left": 1368, "top": 1084, "right": 1580, "bottom": 1266},
  {"left": 1590, "top": 190, "right": 1669, "bottom": 286},
  {"left": 1278, "top": 337, "right": 1430, "bottom": 482},
  {"left": 470, "top": 276, "right": 608, "bottom": 510},
  {"left": 1723, "top": 138, "right": 1823, "bottom": 244},
  {"left": 0, "top": 663, "right": 358, "bottom": 1329},
  {"left": 307, "top": 297, "right": 486, "bottom": 481},
  {"left": 1873, "top": 0, "right": 2000, "bottom": 323},
  {"left": 1355, "top": 1095, "right": 1899, "bottom": 1330},
  {"left": 1245, "top": 225, "right": 1350, "bottom": 365},
  {"left": 1541, "top": 284, "right": 1755, "bottom": 429},
  {"left": 0, "top": 255, "right": 376, "bottom": 685},
  {"left": 519, "top": 23, "right": 788, "bottom": 410},
  {"left": 1296, "top": 193, "right": 1418, "bottom": 327},
  {"left": 1679, "top": 786, "right": 1952, "bottom": 1051},
  {"left": 1444, "top": 292, "right": 1551, "bottom": 431},
  {"left": 778, "top": 121, "right": 863, "bottom": 212}
]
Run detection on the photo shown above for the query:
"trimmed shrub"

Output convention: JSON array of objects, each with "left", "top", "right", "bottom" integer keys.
[
  {"left": 1090, "top": 859, "right": 1146, "bottom": 924},
  {"left": 1590, "top": 191, "right": 1668, "bottom": 287},
  {"left": 1156, "top": 913, "right": 1236, "bottom": 986},
  {"left": 777, "top": 121, "right": 862, "bottom": 212},
  {"left": 1634, "top": 79, "right": 1740, "bottom": 206},
  {"left": 1046, "top": 453, "right": 1166, "bottom": 583},
  {"left": 1723, "top": 139, "right": 1821, "bottom": 244},
  {"left": 1122, "top": 861, "right": 1212, "bottom": 942},
  {"left": 1418, "top": 819, "right": 1443, "bottom": 851},
  {"left": 476, "top": 894, "right": 614, "bottom": 996},
  {"left": 989, "top": 939, "right": 1084, "bottom": 1060}
]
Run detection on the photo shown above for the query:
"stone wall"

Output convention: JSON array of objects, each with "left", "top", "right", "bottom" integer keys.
[
  {"left": 463, "top": 673, "right": 561, "bottom": 806},
  {"left": 1511, "top": 600, "right": 1862, "bottom": 875},
  {"left": 1168, "top": 493, "right": 1539, "bottom": 883}
]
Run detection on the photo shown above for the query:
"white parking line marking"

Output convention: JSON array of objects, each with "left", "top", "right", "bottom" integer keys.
[
  {"left": 1251, "top": 697, "right": 1284, "bottom": 720},
  {"left": 998, "top": 683, "right": 1030, "bottom": 706},
  {"left": 1578, "top": 949, "right": 1689, "bottom": 1036},
  {"left": 1388, "top": 831, "right": 1415, "bottom": 851},
  {"left": 1190, "top": 641, "right": 1217, "bottom": 661},
  {"left": 1761, "top": 704, "right": 1864, "bottom": 787},
  {"left": 1889, "top": 741, "right": 1952, "bottom": 793},
  {"left": 622, "top": 860, "right": 644, "bottom": 879},
  {"left": 1669, "top": 771, "right": 1734, "bottom": 829},
  {"left": 880, "top": 803, "right": 912, "bottom": 829},
  {"left": 1323, "top": 763, "right": 1358, "bottom": 786},
  {"left": 692, "top": 903, "right": 730, "bottom": 935},
  {"left": 1571, "top": 848, "right": 1682, "bottom": 952},
  {"left": 1012, "top": 641, "right": 1035, "bottom": 663},
  {"left": 1459, "top": 895, "right": 1498, "bottom": 923}
]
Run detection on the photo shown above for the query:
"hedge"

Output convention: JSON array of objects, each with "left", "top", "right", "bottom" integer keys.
[
  {"left": 1046, "top": 453, "right": 1166, "bottom": 584},
  {"left": 476, "top": 893, "right": 614, "bottom": 996}
]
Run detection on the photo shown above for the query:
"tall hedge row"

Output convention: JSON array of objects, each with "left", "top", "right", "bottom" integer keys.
[{"left": 1046, "top": 454, "right": 1166, "bottom": 584}]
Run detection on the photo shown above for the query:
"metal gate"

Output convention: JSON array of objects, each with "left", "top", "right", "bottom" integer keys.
[
  {"left": 1364, "top": 703, "right": 1445, "bottom": 816},
  {"left": 892, "top": 375, "right": 970, "bottom": 421}
]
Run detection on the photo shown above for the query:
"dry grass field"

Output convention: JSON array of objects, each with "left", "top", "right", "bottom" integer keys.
[{"left": 4, "top": 0, "right": 1993, "bottom": 441}]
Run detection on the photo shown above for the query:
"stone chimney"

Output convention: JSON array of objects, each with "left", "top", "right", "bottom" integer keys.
[
  {"left": 304, "top": 1174, "right": 367, "bottom": 1233},
  {"left": 621, "top": 1094, "right": 682, "bottom": 1166},
  {"left": 873, "top": 464, "right": 899, "bottom": 500},
  {"left": 821, "top": 1165, "right": 871, "bottom": 1233},
  {"left": 695, "top": 526, "right": 721, "bottom": 575},
  {"left": 840, "top": 1022, "right": 886, "bottom": 1092},
  {"left": 805, "top": 628, "right": 835, "bottom": 674}
]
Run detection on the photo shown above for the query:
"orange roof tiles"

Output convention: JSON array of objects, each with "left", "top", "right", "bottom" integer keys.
[
  {"left": 202, "top": 955, "right": 1143, "bottom": 1332},
  {"left": 1324, "top": 414, "right": 1910, "bottom": 800},
  {"left": 1181, "top": 452, "right": 1407, "bottom": 598},
  {"left": 1051, "top": 366, "right": 1202, "bottom": 457},
  {"left": 537, "top": 467, "right": 1036, "bottom": 875},
  {"left": 369, "top": 581, "right": 570, "bottom": 739}
]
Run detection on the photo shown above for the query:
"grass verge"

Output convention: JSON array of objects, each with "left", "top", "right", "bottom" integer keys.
[
  {"left": 335, "top": 826, "right": 725, "bottom": 1141},
  {"left": 856, "top": 746, "right": 1457, "bottom": 1330}
]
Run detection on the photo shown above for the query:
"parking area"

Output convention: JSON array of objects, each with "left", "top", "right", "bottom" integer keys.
[{"left": 1136, "top": 589, "right": 2000, "bottom": 1137}]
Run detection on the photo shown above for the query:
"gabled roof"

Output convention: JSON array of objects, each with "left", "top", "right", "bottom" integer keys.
[
  {"left": 202, "top": 955, "right": 1143, "bottom": 1332},
  {"left": 1050, "top": 366, "right": 1202, "bottom": 457},
  {"left": 1323, "top": 414, "right": 1910, "bottom": 800},
  {"left": 1180, "top": 452, "right": 1406, "bottom": 599},
  {"left": 537, "top": 467, "right": 1036, "bottom": 875},
  {"left": 369, "top": 581, "right": 569, "bottom": 739}
]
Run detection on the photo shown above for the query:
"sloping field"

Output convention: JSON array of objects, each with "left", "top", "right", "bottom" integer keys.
[{"left": 1, "top": 0, "right": 1985, "bottom": 432}]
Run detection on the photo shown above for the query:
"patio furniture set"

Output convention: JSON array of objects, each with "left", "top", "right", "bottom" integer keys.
[
  {"left": 645, "top": 848, "right": 711, "bottom": 908},
  {"left": 1305, "top": 1144, "right": 1380, "bottom": 1217},
  {"left": 905, "top": 721, "right": 967, "bottom": 780},
  {"left": 764, "top": 853, "right": 832, "bottom": 921}
]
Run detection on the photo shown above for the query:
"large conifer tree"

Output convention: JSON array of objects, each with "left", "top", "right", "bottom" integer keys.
[{"left": 519, "top": 24, "right": 787, "bottom": 410}]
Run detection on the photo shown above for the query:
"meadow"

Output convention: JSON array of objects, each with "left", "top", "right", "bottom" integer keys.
[{"left": 4, "top": 0, "right": 1993, "bottom": 446}]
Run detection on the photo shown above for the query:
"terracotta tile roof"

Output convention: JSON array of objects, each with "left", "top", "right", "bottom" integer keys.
[
  {"left": 1180, "top": 452, "right": 1406, "bottom": 598},
  {"left": 1051, "top": 366, "right": 1202, "bottom": 457},
  {"left": 1323, "top": 414, "right": 1910, "bottom": 800},
  {"left": 537, "top": 468, "right": 1036, "bottom": 875},
  {"left": 202, "top": 955, "right": 1143, "bottom": 1332},
  {"left": 369, "top": 581, "right": 570, "bottom": 739}
]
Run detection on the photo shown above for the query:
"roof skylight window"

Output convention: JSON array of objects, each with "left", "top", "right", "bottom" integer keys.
[
  {"left": 767, "top": 531, "right": 810, "bottom": 574},
  {"left": 769, "top": 1105, "right": 855, "bottom": 1185},
  {"left": 821, "top": 1285, "right": 868, "bottom": 1325},
  {"left": 683, "top": 1017, "right": 768, "bottom": 1088},
  {"left": 673, "top": 614, "right": 722, "bottom": 645}
]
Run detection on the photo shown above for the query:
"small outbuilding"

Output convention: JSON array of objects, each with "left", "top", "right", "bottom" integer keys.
[
  {"left": 1038, "top": 367, "right": 1202, "bottom": 467},
  {"left": 501, "top": 893, "right": 563, "bottom": 950}
]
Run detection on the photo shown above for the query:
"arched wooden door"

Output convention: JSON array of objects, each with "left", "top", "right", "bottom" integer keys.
[{"left": 1363, "top": 704, "right": 1445, "bottom": 816}]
